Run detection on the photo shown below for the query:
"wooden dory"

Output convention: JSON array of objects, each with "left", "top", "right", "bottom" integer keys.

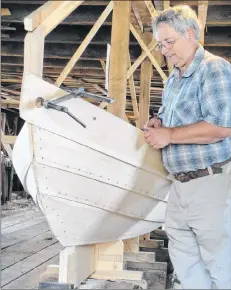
[{"left": 12, "top": 73, "right": 172, "bottom": 247}]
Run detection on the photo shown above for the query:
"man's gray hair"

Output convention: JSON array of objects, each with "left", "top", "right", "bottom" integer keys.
[{"left": 152, "top": 5, "right": 201, "bottom": 41}]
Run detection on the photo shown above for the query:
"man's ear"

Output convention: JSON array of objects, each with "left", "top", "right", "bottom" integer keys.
[{"left": 187, "top": 28, "right": 195, "bottom": 40}]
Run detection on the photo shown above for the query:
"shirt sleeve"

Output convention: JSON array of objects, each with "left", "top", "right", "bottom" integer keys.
[{"left": 200, "top": 58, "right": 231, "bottom": 128}]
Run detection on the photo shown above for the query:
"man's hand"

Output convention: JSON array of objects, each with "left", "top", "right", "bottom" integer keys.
[
  {"left": 146, "top": 117, "right": 162, "bottom": 128},
  {"left": 144, "top": 127, "right": 173, "bottom": 149}
]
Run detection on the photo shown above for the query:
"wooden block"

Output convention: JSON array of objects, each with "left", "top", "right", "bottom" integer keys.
[
  {"left": 140, "top": 239, "right": 164, "bottom": 249},
  {"left": 90, "top": 270, "right": 143, "bottom": 281},
  {"left": 59, "top": 245, "right": 95, "bottom": 288},
  {"left": 126, "top": 261, "right": 167, "bottom": 289},
  {"left": 123, "top": 237, "right": 139, "bottom": 253},
  {"left": 139, "top": 233, "right": 150, "bottom": 241},
  {"left": 126, "top": 261, "right": 167, "bottom": 271},
  {"left": 139, "top": 247, "right": 170, "bottom": 263},
  {"left": 95, "top": 241, "right": 124, "bottom": 271},
  {"left": 78, "top": 278, "right": 148, "bottom": 289},
  {"left": 124, "top": 252, "right": 155, "bottom": 263}
]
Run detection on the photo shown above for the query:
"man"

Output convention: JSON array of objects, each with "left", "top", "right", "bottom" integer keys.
[{"left": 144, "top": 5, "right": 231, "bottom": 289}]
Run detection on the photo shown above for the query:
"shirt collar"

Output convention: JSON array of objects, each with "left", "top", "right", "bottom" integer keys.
[{"left": 171, "top": 44, "right": 205, "bottom": 78}]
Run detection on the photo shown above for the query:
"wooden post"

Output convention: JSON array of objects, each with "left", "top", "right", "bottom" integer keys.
[
  {"left": 107, "top": 1, "right": 131, "bottom": 120},
  {"left": 127, "top": 53, "right": 139, "bottom": 126},
  {"left": 198, "top": 1, "right": 208, "bottom": 45},
  {"left": 138, "top": 32, "right": 153, "bottom": 129}
]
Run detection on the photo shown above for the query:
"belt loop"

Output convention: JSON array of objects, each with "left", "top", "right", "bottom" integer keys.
[{"left": 208, "top": 166, "right": 214, "bottom": 176}]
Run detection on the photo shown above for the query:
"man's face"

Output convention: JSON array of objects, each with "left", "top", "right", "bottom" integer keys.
[{"left": 155, "top": 23, "right": 192, "bottom": 68}]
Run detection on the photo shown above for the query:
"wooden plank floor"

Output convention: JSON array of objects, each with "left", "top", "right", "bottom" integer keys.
[{"left": 1, "top": 207, "right": 63, "bottom": 289}]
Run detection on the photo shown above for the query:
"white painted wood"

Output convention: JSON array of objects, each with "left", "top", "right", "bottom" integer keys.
[
  {"left": 18, "top": 73, "right": 170, "bottom": 178},
  {"left": 36, "top": 194, "right": 162, "bottom": 247},
  {"left": 59, "top": 245, "right": 95, "bottom": 288},
  {"left": 12, "top": 73, "right": 172, "bottom": 247}
]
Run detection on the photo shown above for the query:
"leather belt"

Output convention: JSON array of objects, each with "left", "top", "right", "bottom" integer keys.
[{"left": 173, "top": 157, "right": 231, "bottom": 183}]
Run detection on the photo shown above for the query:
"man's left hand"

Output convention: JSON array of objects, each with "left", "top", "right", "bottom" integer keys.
[{"left": 144, "top": 127, "right": 173, "bottom": 149}]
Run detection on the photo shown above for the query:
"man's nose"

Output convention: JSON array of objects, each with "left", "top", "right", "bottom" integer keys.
[{"left": 161, "top": 46, "right": 169, "bottom": 55}]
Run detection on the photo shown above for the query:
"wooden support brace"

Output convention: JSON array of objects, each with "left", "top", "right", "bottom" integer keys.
[
  {"left": 131, "top": 2, "right": 144, "bottom": 33},
  {"left": 198, "top": 1, "right": 209, "bottom": 45},
  {"left": 100, "top": 60, "right": 106, "bottom": 73},
  {"left": 55, "top": 1, "right": 114, "bottom": 87},
  {"left": 127, "top": 53, "right": 139, "bottom": 126},
  {"left": 127, "top": 38, "right": 156, "bottom": 80},
  {"left": 159, "top": 1, "right": 174, "bottom": 74},
  {"left": 24, "top": 1, "right": 64, "bottom": 31},
  {"left": 1, "top": 135, "right": 17, "bottom": 145},
  {"left": 164, "top": 0, "right": 171, "bottom": 10},
  {"left": 138, "top": 32, "right": 153, "bottom": 129},
  {"left": 22, "top": 1, "right": 84, "bottom": 111},
  {"left": 107, "top": 1, "right": 131, "bottom": 121},
  {"left": 130, "top": 23, "right": 167, "bottom": 82},
  {"left": 1, "top": 8, "right": 11, "bottom": 16},
  {"left": 58, "top": 241, "right": 143, "bottom": 288},
  {"left": 144, "top": 1, "right": 158, "bottom": 18},
  {"left": 59, "top": 245, "right": 95, "bottom": 287}
]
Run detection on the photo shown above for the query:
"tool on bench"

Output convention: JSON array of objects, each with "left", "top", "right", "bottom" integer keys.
[{"left": 35, "top": 88, "right": 115, "bottom": 128}]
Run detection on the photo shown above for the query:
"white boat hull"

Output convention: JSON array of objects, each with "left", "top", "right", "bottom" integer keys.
[{"left": 12, "top": 73, "right": 172, "bottom": 247}]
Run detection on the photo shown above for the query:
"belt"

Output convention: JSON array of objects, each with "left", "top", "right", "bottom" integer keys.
[{"left": 173, "top": 157, "right": 231, "bottom": 183}]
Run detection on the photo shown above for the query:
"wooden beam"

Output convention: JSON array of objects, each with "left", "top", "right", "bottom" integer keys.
[
  {"left": 127, "top": 39, "right": 156, "bottom": 79},
  {"left": 138, "top": 32, "right": 153, "bottom": 129},
  {"left": 127, "top": 53, "right": 139, "bottom": 126},
  {"left": 198, "top": 1, "right": 209, "bottom": 45},
  {"left": 130, "top": 1, "right": 152, "bottom": 27},
  {"left": 130, "top": 24, "right": 167, "bottom": 82},
  {"left": 55, "top": 1, "right": 114, "bottom": 87},
  {"left": 160, "top": 1, "right": 174, "bottom": 74},
  {"left": 38, "top": 1, "right": 84, "bottom": 37},
  {"left": 1, "top": 8, "right": 11, "bottom": 16},
  {"left": 1, "top": 99, "right": 20, "bottom": 105},
  {"left": 24, "top": 1, "right": 64, "bottom": 31},
  {"left": 144, "top": 1, "right": 158, "bottom": 18},
  {"left": 107, "top": 1, "right": 131, "bottom": 120},
  {"left": 1, "top": 135, "right": 17, "bottom": 145},
  {"left": 164, "top": 0, "right": 170, "bottom": 10},
  {"left": 131, "top": 2, "right": 144, "bottom": 32},
  {"left": 1, "top": 87, "right": 21, "bottom": 96},
  {"left": 153, "top": 0, "right": 164, "bottom": 11},
  {"left": 23, "top": 1, "right": 84, "bottom": 77},
  {"left": 100, "top": 60, "right": 106, "bottom": 73}
]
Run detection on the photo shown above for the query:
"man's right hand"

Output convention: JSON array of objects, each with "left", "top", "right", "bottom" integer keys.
[{"left": 146, "top": 117, "right": 162, "bottom": 128}]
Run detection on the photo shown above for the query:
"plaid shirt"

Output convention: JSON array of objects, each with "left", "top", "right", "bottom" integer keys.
[{"left": 158, "top": 44, "right": 231, "bottom": 174}]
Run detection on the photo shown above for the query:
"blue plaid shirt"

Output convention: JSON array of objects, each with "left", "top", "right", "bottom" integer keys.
[{"left": 158, "top": 44, "right": 231, "bottom": 174}]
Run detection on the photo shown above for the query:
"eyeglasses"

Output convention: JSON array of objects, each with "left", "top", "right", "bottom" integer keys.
[{"left": 155, "top": 35, "right": 182, "bottom": 52}]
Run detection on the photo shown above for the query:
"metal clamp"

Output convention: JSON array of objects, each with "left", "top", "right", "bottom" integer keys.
[{"left": 35, "top": 88, "right": 115, "bottom": 128}]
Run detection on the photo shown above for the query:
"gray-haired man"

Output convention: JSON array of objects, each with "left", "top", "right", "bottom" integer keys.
[{"left": 144, "top": 5, "right": 231, "bottom": 289}]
